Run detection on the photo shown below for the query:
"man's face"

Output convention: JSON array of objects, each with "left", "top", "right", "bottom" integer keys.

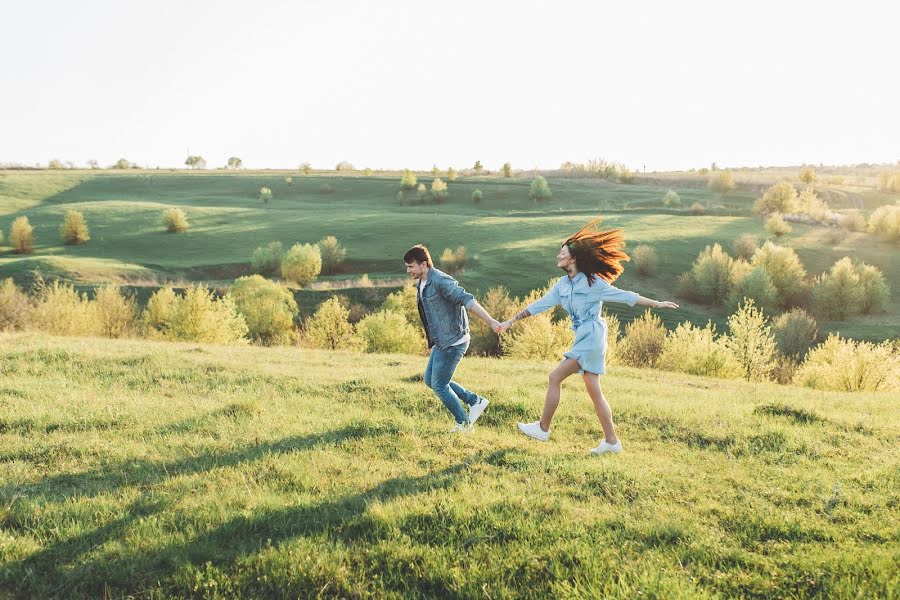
[{"left": 405, "top": 260, "right": 427, "bottom": 279}]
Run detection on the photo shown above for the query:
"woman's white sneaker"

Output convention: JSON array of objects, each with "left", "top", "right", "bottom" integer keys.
[
  {"left": 517, "top": 421, "right": 550, "bottom": 441},
  {"left": 590, "top": 440, "right": 622, "bottom": 455}
]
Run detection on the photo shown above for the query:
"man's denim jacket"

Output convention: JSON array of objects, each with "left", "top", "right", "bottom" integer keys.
[{"left": 416, "top": 267, "right": 475, "bottom": 350}]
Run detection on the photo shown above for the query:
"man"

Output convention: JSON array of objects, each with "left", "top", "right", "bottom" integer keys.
[{"left": 404, "top": 244, "right": 501, "bottom": 433}]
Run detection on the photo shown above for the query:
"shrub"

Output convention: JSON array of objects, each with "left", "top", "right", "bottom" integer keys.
[
  {"left": 772, "top": 308, "right": 818, "bottom": 360},
  {"left": 795, "top": 335, "right": 898, "bottom": 392},
  {"left": 439, "top": 246, "right": 467, "bottom": 273},
  {"left": 10, "top": 216, "right": 34, "bottom": 253},
  {"left": 400, "top": 169, "right": 417, "bottom": 190},
  {"left": 281, "top": 243, "right": 322, "bottom": 286},
  {"left": 690, "top": 202, "right": 706, "bottom": 215},
  {"left": 472, "top": 189, "right": 483, "bottom": 203},
  {"left": 357, "top": 274, "right": 373, "bottom": 288},
  {"left": 502, "top": 312, "right": 572, "bottom": 360},
  {"left": 617, "top": 310, "right": 667, "bottom": 368},
  {"left": 227, "top": 275, "right": 298, "bottom": 344},
  {"left": 856, "top": 262, "right": 889, "bottom": 314},
  {"left": 416, "top": 183, "right": 427, "bottom": 201},
  {"left": 751, "top": 241, "right": 808, "bottom": 307},
  {"left": 335, "top": 161, "right": 354, "bottom": 171},
  {"left": 733, "top": 234, "right": 759, "bottom": 261},
  {"left": 796, "top": 188, "right": 829, "bottom": 221},
  {"left": 840, "top": 211, "right": 866, "bottom": 232},
  {"left": 825, "top": 228, "right": 846, "bottom": 245},
  {"left": 812, "top": 257, "right": 863, "bottom": 319},
  {"left": 728, "top": 266, "right": 778, "bottom": 314},
  {"left": 299, "top": 162, "right": 312, "bottom": 175},
  {"left": 143, "top": 287, "right": 181, "bottom": 337},
  {"left": 631, "top": 244, "right": 657, "bottom": 277},
  {"left": 363, "top": 168, "right": 372, "bottom": 177},
  {"left": 502, "top": 162, "right": 512, "bottom": 177},
  {"left": 877, "top": 171, "right": 900, "bottom": 192},
  {"left": 304, "top": 296, "right": 361, "bottom": 350},
  {"left": 60, "top": 210, "right": 90, "bottom": 244},
  {"left": 317, "top": 236, "right": 347, "bottom": 274},
  {"left": 658, "top": 321, "right": 741, "bottom": 378},
  {"left": 755, "top": 182, "right": 798, "bottom": 215},
  {"left": 724, "top": 300, "right": 777, "bottom": 382},
  {"left": 163, "top": 208, "right": 189, "bottom": 233},
  {"left": 0, "top": 278, "right": 30, "bottom": 330},
  {"left": 470, "top": 286, "right": 515, "bottom": 356},
  {"left": 319, "top": 183, "right": 334, "bottom": 194},
  {"left": 447, "top": 167, "right": 458, "bottom": 181},
  {"left": 765, "top": 212, "right": 792, "bottom": 237},
  {"left": 799, "top": 166, "right": 816, "bottom": 184},
  {"left": 529, "top": 176, "right": 552, "bottom": 201},
  {"left": 32, "top": 281, "right": 98, "bottom": 337},
  {"left": 708, "top": 170, "right": 735, "bottom": 194},
  {"left": 382, "top": 283, "right": 420, "bottom": 327},
  {"left": 868, "top": 203, "right": 900, "bottom": 242},
  {"left": 431, "top": 178, "right": 448, "bottom": 202},
  {"left": 251, "top": 241, "right": 284, "bottom": 275},
  {"left": 680, "top": 243, "right": 737, "bottom": 304},
  {"left": 259, "top": 187, "right": 273, "bottom": 203},
  {"left": 356, "top": 310, "right": 424, "bottom": 354},
  {"left": 93, "top": 286, "right": 138, "bottom": 338},
  {"left": 165, "top": 286, "right": 249, "bottom": 344},
  {"left": 662, "top": 190, "right": 681, "bottom": 207}
]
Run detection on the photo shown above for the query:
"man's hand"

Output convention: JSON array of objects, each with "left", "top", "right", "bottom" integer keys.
[
  {"left": 497, "top": 320, "right": 512, "bottom": 335},
  {"left": 490, "top": 318, "right": 503, "bottom": 334}
]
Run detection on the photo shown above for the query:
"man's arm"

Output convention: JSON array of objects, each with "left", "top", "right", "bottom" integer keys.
[{"left": 466, "top": 299, "right": 500, "bottom": 332}]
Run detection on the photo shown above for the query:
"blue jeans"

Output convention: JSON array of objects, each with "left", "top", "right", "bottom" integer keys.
[{"left": 424, "top": 340, "right": 481, "bottom": 424}]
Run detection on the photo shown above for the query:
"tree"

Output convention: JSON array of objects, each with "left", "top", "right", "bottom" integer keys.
[
  {"left": 305, "top": 297, "right": 359, "bottom": 350},
  {"left": 431, "top": 165, "right": 440, "bottom": 176},
  {"left": 416, "top": 183, "right": 427, "bottom": 201},
  {"left": 318, "top": 236, "right": 347, "bottom": 274},
  {"left": 60, "top": 210, "right": 90, "bottom": 245},
  {"left": 162, "top": 208, "right": 189, "bottom": 233},
  {"left": 473, "top": 160, "right": 483, "bottom": 173},
  {"left": 10, "top": 216, "right": 34, "bottom": 254},
  {"left": 227, "top": 275, "right": 299, "bottom": 345},
  {"left": 299, "top": 162, "right": 312, "bottom": 175},
  {"left": 529, "top": 175, "right": 552, "bottom": 201},
  {"left": 725, "top": 300, "right": 777, "bottom": 381},
  {"left": 431, "top": 178, "right": 448, "bottom": 202},
  {"left": 502, "top": 162, "right": 512, "bottom": 178},
  {"left": 755, "top": 182, "right": 798, "bottom": 215},
  {"left": 259, "top": 187, "right": 273, "bottom": 204},
  {"left": 185, "top": 155, "right": 206, "bottom": 169},
  {"left": 400, "top": 169, "right": 417, "bottom": 190},
  {"left": 281, "top": 243, "right": 322, "bottom": 286},
  {"left": 708, "top": 170, "right": 735, "bottom": 194},
  {"left": 799, "top": 166, "right": 816, "bottom": 184},
  {"left": 335, "top": 161, "right": 354, "bottom": 171},
  {"left": 227, "top": 157, "right": 243, "bottom": 169},
  {"left": 447, "top": 167, "right": 458, "bottom": 181},
  {"left": 113, "top": 158, "right": 131, "bottom": 169},
  {"left": 48, "top": 159, "right": 64, "bottom": 169},
  {"left": 87, "top": 159, "right": 99, "bottom": 169}
]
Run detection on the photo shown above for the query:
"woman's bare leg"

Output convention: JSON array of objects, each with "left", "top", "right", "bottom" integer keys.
[
  {"left": 582, "top": 372, "right": 618, "bottom": 444},
  {"left": 539, "top": 359, "right": 582, "bottom": 431}
]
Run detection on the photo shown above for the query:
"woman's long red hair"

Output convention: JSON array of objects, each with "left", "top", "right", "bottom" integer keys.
[{"left": 564, "top": 219, "right": 629, "bottom": 284}]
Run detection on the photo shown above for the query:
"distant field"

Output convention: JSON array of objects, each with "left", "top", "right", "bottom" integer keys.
[
  {"left": 0, "top": 170, "right": 897, "bottom": 341},
  {"left": 1, "top": 332, "right": 897, "bottom": 598}
]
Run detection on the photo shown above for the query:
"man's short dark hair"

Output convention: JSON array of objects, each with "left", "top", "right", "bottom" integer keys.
[{"left": 404, "top": 244, "right": 433, "bottom": 267}]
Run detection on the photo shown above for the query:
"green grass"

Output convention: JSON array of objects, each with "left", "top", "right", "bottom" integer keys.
[
  {"left": 0, "top": 332, "right": 897, "bottom": 598},
  {"left": 0, "top": 170, "right": 898, "bottom": 341}
]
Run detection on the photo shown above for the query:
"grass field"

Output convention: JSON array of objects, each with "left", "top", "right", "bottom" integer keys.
[
  {"left": 1, "top": 331, "right": 897, "bottom": 598},
  {"left": 0, "top": 170, "right": 898, "bottom": 341}
]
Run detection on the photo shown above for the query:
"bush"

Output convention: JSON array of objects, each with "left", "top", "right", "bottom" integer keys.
[
  {"left": 728, "top": 266, "right": 778, "bottom": 314},
  {"left": 304, "top": 296, "right": 361, "bottom": 350},
  {"left": 754, "top": 182, "right": 798, "bottom": 215},
  {"left": 447, "top": 167, "right": 458, "bottom": 181},
  {"left": 799, "top": 166, "right": 816, "bottom": 184},
  {"left": 690, "top": 202, "right": 706, "bottom": 215},
  {"left": 765, "top": 212, "right": 792, "bottom": 237},
  {"left": 416, "top": 183, "right": 427, "bottom": 201},
  {"left": 470, "top": 286, "right": 515, "bottom": 356},
  {"left": 251, "top": 241, "right": 284, "bottom": 275},
  {"left": 502, "top": 162, "right": 512, "bottom": 177},
  {"left": 631, "top": 244, "right": 657, "bottom": 277},
  {"left": 363, "top": 168, "right": 372, "bottom": 177},
  {"left": 529, "top": 176, "right": 552, "bottom": 201},
  {"left": 617, "top": 310, "right": 667, "bottom": 368},
  {"left": 431, "top": 178, "right": 448, "bottom": 202},
  {"left": 281, "top": 243, "right": 322, "bottom": 286},
  {"left": 796, "top": 188, "right": 829, "bottom": 221},
  {"left": 164, "top": 286, "right": 248, "bottom": 344},
  {"left": 228, "top": 275, "right": 299, "bottom": 345},
  {"left": 658, "top": 321, "right": 741, "bottom": 379},
  {"left": 868, "top": 203, "right": 900, "bottom": 242},
  {"left": 877, "top": 171, "right": 900, "bottom": 192},
  {"left": 856, "top": 262, "right": 889, "bottom": 314},
  {"left": 825, "top": 228, "right": 847, "bottom": 245},
  {"left": 143, "top": 287, "right": 181, "bottom": 337},
  {"left": 10, "top": 216, "right": 34, "bottom": 253},
  {"left": 439, "top": 246, "right": 468, "bottom": 273},
  {"left": 163, "top": 208, "right": 189, "bottom": 233},
  {"left": 725, "top": 300, "right": 777, "bottom": 382},
  {"left": 299, "top": 162, "right": 312, "bottom": 175},
  {"left": 259, "top": 187, "right": 272, "bottom": 204},
  {"left": 772, "top": 308, "right": 818, "bottom": 360},
  {"left": 472, "top": 189, "right": 483, "bottom": 203},
  {"left": 93, "top": 286, "right": 138, "bottom": 338},
  {"left": 733, "top": 234, "right": 759, "bottom": 261},
  {"left": 356, "top": 310, "right": 425, "bottom": 354},
  {"left": 662, "top": 190, "right": 681, "bottom": 207},
  {"left": 680, "top": 243, "right": 737, "bottom": 304},
  {"left": 751, "top": 241, "right": 808, "bottom": 307},
  {"left": 707, "top": 170, "right": 735, "bottom": 194},
  {"left": 335, "top": 161, "right": 354, "bottom": 171},
  {"left": 840, "top": 211, "right": 867, "bottom": 232},
  {"left": 60, "top": 210, "right": 90, "bottom": 245},
  {"left": 319, "top": 183, "right": 334, "bottom": 194},
  {"left": 795, "top": 335, "right": 898, "bottom": 392},
  {"left": 382, "top": 283, "right": 420, "bottom": 327},
  {"left": 502, "top": 313, "right": 572, "bottom": 360},
  {"left": 32, "top": 281, "right": 98, "bottom": 337},
  {"left": 400, "top": 169, "right": 417, "bottom": 190},
  {"left": 317, "top": 236, "right": 347, "bottom": 274},
  {"left": 0, "top": 278, "right": 30, "bottom": 330},
  {"left": 812, "top": 257, "right": 863, "bottom": 320}
]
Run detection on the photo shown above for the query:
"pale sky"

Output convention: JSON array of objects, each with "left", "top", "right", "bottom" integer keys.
[{"left": 2, "top": 0, "right": 898, "bottom": 172}]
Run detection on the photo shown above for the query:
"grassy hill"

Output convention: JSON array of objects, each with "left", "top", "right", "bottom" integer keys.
[
  {"left": 1, "top": 332, "right": 897, "bottom": 598},
  {"left": 0, "top": 170, "right": 898, "bottom": 341}
]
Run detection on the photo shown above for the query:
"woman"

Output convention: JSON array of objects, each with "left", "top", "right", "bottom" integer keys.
[{"left": 498, "top": 220, "right": 678, "bottom": 454}]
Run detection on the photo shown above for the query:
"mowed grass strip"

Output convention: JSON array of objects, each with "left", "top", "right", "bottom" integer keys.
[{"left": 0, "top": 332, "right": 897, "bottom": 598}]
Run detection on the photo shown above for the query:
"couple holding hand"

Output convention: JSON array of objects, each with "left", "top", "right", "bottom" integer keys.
[{"left": 403, "top": 220, "right": 677, "bottom": 455}]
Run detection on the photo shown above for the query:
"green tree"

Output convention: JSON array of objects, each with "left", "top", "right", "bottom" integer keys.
[
  {"left": 227, "top": 157, "right": 242, "bottom": 169},
  {"left": 529, "top": 175, "right": 552, "bottom": 201},
  {"left": 60, "top": 210, "right": 90, "bottom": 245},
  {"left": 400, "top": 169, "right": 418, "bottom": 190},
  {"left": 502, "top": 162, "right": 512, "bottom": 177},
  {"left": 185, "top": 155, "right": 206, "bottom": 169}
]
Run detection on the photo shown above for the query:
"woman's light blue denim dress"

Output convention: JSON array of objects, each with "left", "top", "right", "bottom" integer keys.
[{"left": 526, "top": 272, "right": 639, "bottom": 375}]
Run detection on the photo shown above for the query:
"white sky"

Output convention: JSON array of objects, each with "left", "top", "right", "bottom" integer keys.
[{"left": 2, "top": 0, "right": 898, "bottom": 171}]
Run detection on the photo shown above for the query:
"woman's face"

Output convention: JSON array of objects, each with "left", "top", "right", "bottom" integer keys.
[{"left": 557, "top": 244, "right": 575, "bottom": 270}]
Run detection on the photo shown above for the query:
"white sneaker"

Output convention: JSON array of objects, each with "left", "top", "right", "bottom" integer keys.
[
  {"left": 517, "top": 420, "right": 550, "bottom": 442},
  {"left": 590, "top": 440, "right": 622, "bottom": 455},
  {"left": 450, "top": 422, "right": 474, "bottom": 434},
  {"left": 469, "top": 397, "right": 489, "bottom": 425}
]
